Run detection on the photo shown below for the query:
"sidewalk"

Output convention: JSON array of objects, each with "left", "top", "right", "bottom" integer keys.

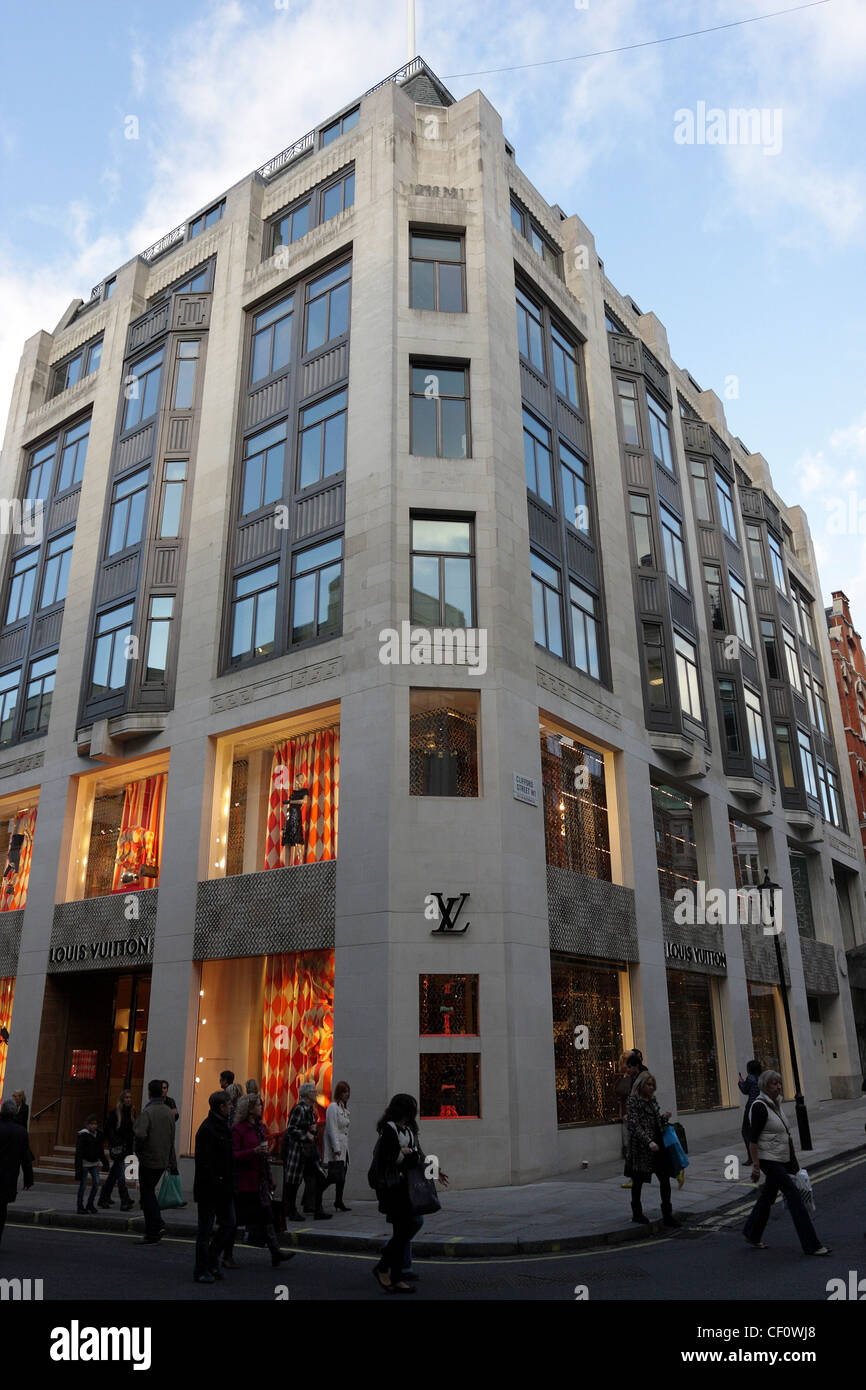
[{"left": 9, "top": 1097, "right": 865, "bottom": 1257}]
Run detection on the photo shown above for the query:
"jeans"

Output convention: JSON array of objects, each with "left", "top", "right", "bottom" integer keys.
[
  {"left": 743, "top": 1159, "right": 821, "bottom": 1254},
  {"left": 377, "top": 1213, "right": 423, "bottom": 1282},
  {"left": 77, "top": 1165, "right": 100, "bottom": 1209},
  {"left": 194, "top": 1196, "right": 237, "bottom": 1277},
  {"left": 100, "top": 1156, "right": 130, "bottom": 1205},
  {"left": 138, "top": 1165, "right": 164, "bottom": 1238}
]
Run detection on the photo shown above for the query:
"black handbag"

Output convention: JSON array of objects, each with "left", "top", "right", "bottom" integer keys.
[{"left": 406, "top": 1164, "right": 441, "bottom": 1216}]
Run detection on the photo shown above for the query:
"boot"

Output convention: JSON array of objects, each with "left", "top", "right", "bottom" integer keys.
[
  {"left": 266, "top": 1227, "right": 296, "bottom": 1266},
  {"left": 631, "top": 1202, "right": 649, "bottom": 1225},
  {"left": 661, "top": 1205, "right": 680, "bottom": 1229}
]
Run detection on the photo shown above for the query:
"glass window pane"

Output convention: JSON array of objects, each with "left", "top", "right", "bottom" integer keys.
[
  {"left": 532, "top": 578, "right": 546, "bottom": 645},
  {"left": 232, "top": 596, "right": 254, "bottom": 659},
  {"left": 146, "top": 621, "right": 170, "bottom": 680},
  {"left": 109, "top": 633, "right": 130, "bottom": 690},
  {"left": 251, "top": 333, "right": 271, "bottom": 382},
  {"left": 253, "top": 587, "right": 276, "bottom": 656},
  {"left": 412, "top": 519, "right": 471, "bottom": 553},
  {"left": 411, "top": 396, "right": 437, "bottom": 456},
  {"left": 440, "top": 399, "right": 467, "bottom": 458},
  {"left": 291, "top": 573, "right": 315, "bottom": 643},
  {"left": 294, "top": 538, "right": 341, "bottom": 573},
  {"left": 299, "top": 427, "right": 321, "bottom": 489},
  {"left": 412, "top": 556, "right": 440, "bottom": 624},
  {"left": 305, "top": 296, "right": 327, "bottom": 351},
  {"left": 322, "top": 183, "right": 341, "bottom": 221},
  {"left": 411, "top": 260, "right": 436, "bottom": 310},
  {"left": 437, "top": 262, "right": 463, "bottom": 312},
  {"left": 318, "top": 562, "right": 342, "bottom": 633},
  {"left": 173, "top": 359, "right": 196, "bottom": 409},
  {"left": 272, "top": 316, "right": 292, "bottom": 372},
  {"left": 322, "top": 412, "right": 346, "bottom": 476},
  {"left": 545, "top": 588, "right": 563, "bottom": 656},
  {"left": 292, "top": 203, "right": 309, "bottom": 240},
  {"left": 443, "top": 556, "right": 472, "bottom": 627}
]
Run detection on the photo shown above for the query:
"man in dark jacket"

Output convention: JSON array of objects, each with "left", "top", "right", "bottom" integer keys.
[
  {"left": 193, "top": 1090, "right": 237, "bottom": 1284},
  {"left": 133, "top": 1078, "right": 176, "bottom": 1243},
  {"left": 0, "top": 1097, "right": 33, "bottom": 1243}
]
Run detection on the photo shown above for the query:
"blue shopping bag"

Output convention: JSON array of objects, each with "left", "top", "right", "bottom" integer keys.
[{"left": 662, "top": 1126, "right": 690, "bottom": 1176}]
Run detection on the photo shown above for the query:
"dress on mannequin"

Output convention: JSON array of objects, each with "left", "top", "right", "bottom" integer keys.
[{"left": 282, "top": 786, "right": 311, "bottom": 864}]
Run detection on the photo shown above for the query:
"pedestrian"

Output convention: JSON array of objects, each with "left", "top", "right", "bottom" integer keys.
[
  {"left": 282, "top": 1081, "right": 331, "bottom": 1221},
  {"left": 743, "top": 1070, "right": 830, "bottom": 1256},
  {"left": 133, "top": 1077, "right": 176, "bottom": 1244},
  {"left": 618, "top": 1051, "right": 648, "bottom": 1188},
  {"left": 11, "top": 1090, "right": 28, "bottom": 1129},
  {"left": 0, "top": 1097, "right": 33, "bottom": 1244},
  {"left": 74, "top": 1115, "right": 107, "bottom": 1214},
  {"left": 99, "top": 1090, "right": 136, "bottom": 1210},
  {"left": 231, "top": 1093, "right": 295, "bottom": 1269},
  {"left": 245, "top": 1078, "right": 260, "bottom": 1102},
  {"left": 161, "top": 1080, "right": 181, "bottom": 1178},
  {"left": 370, "top": 1093, "right": 449, "bottom": 1293},
  {"left": 737, "top": 1059, "right": 762, "bottom": 1163},
  {"left": 219, "top": 1070, "right": 235, "bottom": 1090},
  {"left": 324, "top": 1080, "right": 351, "bottom": 1213},
  {"left": 626, "top": 1073, "right": 679, "bottom": 1228},
  {"left": 193, "top": 1090, "right": 238, "bottom": 1284},
  {"left": 224, "top": 1082, "right": 244, "bottom": 1128}
]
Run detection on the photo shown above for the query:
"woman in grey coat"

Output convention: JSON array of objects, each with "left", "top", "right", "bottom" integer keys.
[{"left": 626, "top": 1073, "right": 679, "bottom": 1228}]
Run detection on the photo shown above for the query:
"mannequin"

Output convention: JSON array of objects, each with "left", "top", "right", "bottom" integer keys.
[{"left": 281, "top": 780, "right": 311, "bottom": 865}]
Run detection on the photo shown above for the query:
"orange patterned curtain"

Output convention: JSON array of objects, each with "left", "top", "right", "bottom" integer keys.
[
  {"left": 111, "top": 774, "right": 167, "bottom": 892},
  {"left": 0, "top": 976, "right": 15, "bottom": 1102},
  {"left": 263, "top": 728, "right": 339, "bottom": 870},
  {"left": 0, "top": 806, "right": 37, "bottom": 912},
  {"left": 260, "top": 950, "right": 334, "bottom": 1136}
]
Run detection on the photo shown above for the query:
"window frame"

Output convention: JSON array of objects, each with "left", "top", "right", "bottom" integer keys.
[
  {"left": 530, "top": 551, "right": 564, "bottom": 658},
  {"left": 647, "top": 393, "right": 675, "bottom": 472},
  {"left": 290, "top": 535, "right": 344, "bottom": 648},
  {"left": 746, "top": 523, "right": 766, "bottom": 580},
  {"left": 50, "top": 334, "right": 103, "bottom": 398},
  {"left": 728, "top": 570, "right": 752, "bottom": 647},
  {"left": 714, "top": 470, "right": 737, "bottom": 539},
  {"left": 718, "top": 677, "right": 742, "bottom": 755},
  {"left": 188, "top": 199, "right": 225, "bottom": 239},
  {"left": 568, "top": 579, "right": 601, "bottom": 680},
  {"left": 629, "top": 493, "right": 654, "bottom": 568},
  {"left": 674, "top": 631, "right": 702, "bottom": 722},
  {"left": 660, "top": 503, "right": 688, "bottom": 589},
  {"left": 229, "top": 562, "right": 280, "bottom": 667},
  {"left": 106, "top": 466, "right": 150, "bottom": 558},
  {"left": 744, "top": 685, "right": 767, "bottom": 761},
  {"left": 121, "top": 347, "right": 164, "bottom": 433},
  {"left": 39, "top": 528, "right": 75, "bottom": 610},
  {"left": 782, "top": 626, "right": 802, "bottom": 693},
  {"left": 410, "top": 362, "right": 471, "bottom": 459},
  {"left": 409, "top": 230, "right": 466, "bottom": 313},
  {"left": 320, "top": 106, "right": 359, "bottom": 148},
  {"left": 768, "top": 532, "right": 786, "bottom": 592},
  {"left": 20, "top": 650, "right": 56, "bottom": 738},
  {"left": 410, "top": 515, "right": 476, "bottom": 630},
  {"left": 89, "top": 601, "right": 136, "bottom": 698}
]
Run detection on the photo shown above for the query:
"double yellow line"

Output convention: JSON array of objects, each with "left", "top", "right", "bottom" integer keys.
[{"left": 695, "top": 1151, "right": 866, "bottom": 1232}]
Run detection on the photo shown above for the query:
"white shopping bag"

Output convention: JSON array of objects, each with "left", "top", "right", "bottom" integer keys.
[{"left": 784, "top": 1168, "right": 815, "bottom": 1216}]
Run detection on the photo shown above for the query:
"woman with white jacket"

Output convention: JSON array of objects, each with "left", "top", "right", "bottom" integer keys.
[{"left": 323, "top": 1080, "right": 351, "bottom": 1213}]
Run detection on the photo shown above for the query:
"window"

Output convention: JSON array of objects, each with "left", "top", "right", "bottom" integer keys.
[
  {"left": 761, "top": 620, "right": 781, "bottom": 680},
  {"left": 21, "top": 652, "right": 55, "bottom": 735},
  {"left": 689, "top": 459, "right": 712, "bottom": 522},
  {"left": 782, "top": 627, "right": 802, "bottom": 693},
  {"left": 793, "top": 589, "right": 815, "bottom": 647},
  {"left": 715, "top": 470, "right": 737, "bottom": 538},
  {"left": 419, "top": 1054, "right": 480, "bottom": 1118},
  {"left": 410, "top": 365, "right": 469, "bottom": 458},
  {"left": 320, "top": 107, "right": 359, "bottom": 146},
  {"left": 550, "top": 325, "right": 580, "bottom": 407},
  {"left": 104, "top": 278, "right": 116, "bottom": 299},
  {"left": 569, "top": 581, "right": 600, "bottom": 679},
  {"left": 719, "top": 679, "right": 741, "bottom": 754},
  {"left": 515, "top": 288, "right": 544, "bottom": 368},
  {"left": 616, "top": 378, "right": 641, "bottom": 447},
  {"left": 6, "top": 551, "right": 39, "bottom": 624},
  {"left": 25, "top": 441, "right": 55, "bottom": 503},
  {"left": 321, "top": 169, "right": 355, "bottom": 222},
  {"left": 826, "top": 767, "right": 842, "bottom": 827},
  {"left": 647, "top": 395, "right": 674, "bottom": 471},
  {"left": 652, "top": 778, "right": 699, "bottom": 899},
  {"left": 173, "top": 266, "right": 211, "bottom": 295},
  {"left": 0, "top": 670, "right": 20, "bottom": 745},
  {"left": 703, "top": 565, "right": 725, "bottom": 631},
  {"left": 107, "top": 468, "right": 149, "bottom": 556},
  {"left": 40, "top": 530, "right": 74, "bottom": 608},
  {"left": 531, "top": 552, "right": 563, "bottom": 656},
  {"left": 172, "top": 341, "right": 199, "bottom": 409},
  {"left": 57, "top": 419, "right": 89, "bottom": 492},
  {"left": 540, "top": 730, "right": 611, "bottom": 877},
  {"left": 522, "top": 410, "right": 553, "bottom": 505},
  {"left": 510, "top": 200, "right": 561, "bottom": 272},
  {"left": 189, "top": 200, "right": 224, "bottom": 238},
  {"left": 90, "top": 603, "right": 135, "bottom": 696},
  {"left": 122, "top": 349, "right": 163, "bottom": 430},
  {"left": 231, "top": 564, "right": 278, "bottom": 664},
  {"left": 560, "top": 441, "right": 589, "bottom": 533},
  {"left": 815, "top": 759, "right": 830, "bottom": 821},
  {"left": 298, "top": 390, "right": 347, "bottom": 489},
  {"left": 50, "top": 337, "right": 103, "bottom": 397},
  {"left": 643, "top": 623, "right": 666, "bottom": 706},
  {"left": 144, "top": 597, "right": 174, "bottom": 682},
  {"left": 802, "top": 670, "right": 817, "bottom": 727},
  {"left": 410, "top": 233, "right": 464, "bottom": 312},
  {"left": 242, "top": 423, "right": 285, "bottom": 513},
  {"left": 667, "top": 971, "right": 721, "bottom": 1112},
  {"left": 746, "top": 523, "right": 765, "bottom": 580},
  {"left": 551, "top": 957, "right": 623, "bottom": 1124},
  {"left": 159, "top": 460, "right": 187, "bottom": 538},
  {"left": 251, "top": 296, "right": 293, "bottom": 383},
  {"left": 798, "top": 729, "right": 817, "bottom": 797},
  {"left": 729, "top": 572, "right": 752, "bottom": 646},
  {"left": 629, "top": 494, "right": 654, "bottom": 567},
  {"left": 410, "top": 517, "right": 474, "bottom": 628},
  {"left": 409, "top": 688, "right": 479, "bottom": 797},
  {"left": 674, "top": 632, "right": 701, "bottom": 720},
  {"left": 604, "top": 308, "right": 625, "bottom": 333},
  {"left": 768, "top": 532, "right": 786, "bottom": 592},
  {"left": 419, "top": 975, "right": 479, "bottom": 1036},
  {"left": 305, "top": 262, "right": 350, "bottom": 352},
  {"left": 291, "top": 537, "right": 342, "bottom": 644},
  {"left": 775, "top": 724, "right": 796, "bottom": 788},
  {"left": 660, "top": 505, "right": 687, "bottom": 588},
  {"left": 510, "top": 201, "right": 523, "bottom": 232},
  {"left": 813, "top": 680, "right": 828, "bottom": 735},
  {"left": 744, "top": 687, "right": 767, "bottom": 761},
  {"left": 272, "top": 200, "right": 310, "bottom": 250}
]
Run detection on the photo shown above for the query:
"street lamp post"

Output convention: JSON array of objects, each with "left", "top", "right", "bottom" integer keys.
[{"left": 759, "top": 868, "right": 812, "bottom": 1151}]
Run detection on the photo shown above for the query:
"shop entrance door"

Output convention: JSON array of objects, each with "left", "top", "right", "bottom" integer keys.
[{"left": 106, "top": 973, "right": 151, "bottom": 1117}]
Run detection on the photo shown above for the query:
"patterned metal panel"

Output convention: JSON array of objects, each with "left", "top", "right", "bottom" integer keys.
[
  {"left": 713, "top": 635, "right": 737, "bottom": 673},
  {"left": 302, "top": 343, "right": 349, "bottom": 401},
  {"left": 0, "top": 909, "right": 23, "bottom": 977},
  {"left": 741, "top": 922, "right": 790, "bottom": 985},
  {"left": 741, "top": 649, "right": 760, "bottom": 687},
  {"left": 723, "top": 535, "right": 742, "bottom": 572},
  {"left": 638, "top": 574, "right": 660, "bottom": 612},
  {"left": 565, "top": 531, "right": 597, "bottom": 584},
  {"left": 519, "top": 361, "right": 550, "bottom": 419},
  {"left": 656, "top": 464, "right": 681, "bottom": 509},
  {"left": 776, "top": 592, "right": 793, "bottom": 625},
  {"left": 294, "top": 482, "right": 345, "bottom": 540},
  {"left": 126, "top": 303, "right": 170, "bottom": 355},
  {"left": 808, "top": 647, "right": 824, "bottom": 679},
  {"left": 762, "top": 494, "right": 781, "bottom": 529},
  {"left": 710, "top": 428, "right": 730, "bottom": 465},
  {"left": 98, "top": 554, "right": 138, "bottom": 604},
  {"left": 246, "top": 375, "right": 290, "bottom": 430},
  {"left": 117, "top": 425, "right": 154, "bottom": 472},
  {"left": 624, "top": 451, "right": 648, "bottom": 487},
  {"left": 699, "top": 528, "right": 720, "bottom": 560},
  {"left": 682, "top": 419, "right": 710, "bottom": 454},
  {"left": 547, "top": 866, "right": 639, "bottom": 962},
  {"left": 755, "top": 583, "right": 775, "bottom": 616},
  {"left": 791, "top": 691, "right": 809, "bottom": 727},
  {"left": 32, "top": 608, "right": 63, "bottom": 653},
  {"left": 609, "top": 335, "right": 640, "bottom": 372},
  {"left": 236, "top": 514, "right": 279, "bottom": 566},
  {"left": 173, "top": 295, "right": 210, "bottom": 330},
  {"left": 166, "top": 416, "right": 191, "bottom": 451},
  {"left": 557, "top": 400, "right": 588, "bottom": 457},
  {"left": 669, "top": 587, "right": 695, "bottom": 635},
  {"left": 152, "top": 546, "right": 179, "bottom": 586},
  {"left": 641, "top": 344, "right": 671, "bottom": 405},
  {"left": 49, "top": 490, "right": 80, "bottom": 532},
  {"left": 739, "top": 488, "right": 763, "bottom": 518},
  {"left": 661, "top": 897, "right": 727, "bottom": 975},
  {"left": 194, "top": 862, "right": 336, "bottom": 960},
  {"left": 49, "top": 893, "right": 158, "bottom": 973},
  {"left": 527, "top": 498, "right": 560, "bottom": 557},
  {"left": 0, "top": 627, "right": 27, "bottom": 665},
  {"left": 769, "top": 685, "right": 790, "bottom": 718},
  {"left": 800, "top": 938, "right": 838, "bottom": 995}
]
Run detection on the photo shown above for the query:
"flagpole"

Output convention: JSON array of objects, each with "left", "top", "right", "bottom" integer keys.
[{"left": 407, "top": 0, "right": 415, "bottom": 61}]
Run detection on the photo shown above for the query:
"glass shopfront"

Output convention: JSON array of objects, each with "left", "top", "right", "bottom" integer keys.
[
  {"left": 0, "top": 976, "right": 14, "bottom": 1100},
  {"left": 66, "top": 756, "right": 168, "bottom": 900},
  {"left": 0, "top": 792, "right": 39, "bottom": 912},
  {"left": 192, "top": 950, "right": 334, "bottom": 1143},
  {"left": 652, "top": 779, "right": 699, "bottom": 900},
  {"left": 748, "top": 981, "right": 782, "bottom": 1072},
  {"left": 551, "top": 956, "right": 629, "bottom": 1124},
  {"left": 540, "top": 722, "right": 611, "bottom": 879},
  {"left": 419, "top": 1054, "right": 480, "bottom": 1118},
  {"left": 666, "top": 968, "right": 722, "bottom": 1111}
]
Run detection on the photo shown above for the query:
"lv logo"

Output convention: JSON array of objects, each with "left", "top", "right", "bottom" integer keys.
[{"left": 430, "top": 892, "right": 470, "bottom": 934}]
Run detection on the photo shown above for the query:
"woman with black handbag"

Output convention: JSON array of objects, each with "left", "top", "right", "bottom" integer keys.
[
  {"left": 625, "top": 1073, "right": 679, "bottom": 1228},
  {"left": 281, "top": 1082, "right": 331, "bottom": 1222},
  {"left": 370, "top": 1093, "right": 448, "bottom": 1294},
  {"left": 98, "top": 1090, "right": 136, "bottom": 1211}
]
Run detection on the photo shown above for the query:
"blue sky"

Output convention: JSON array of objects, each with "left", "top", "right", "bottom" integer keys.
[{"left": 1, "top": 0, "right": 864, "bottom": 613}]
